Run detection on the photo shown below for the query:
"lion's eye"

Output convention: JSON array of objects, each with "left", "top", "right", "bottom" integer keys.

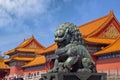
[
  {"left": 58, "top": 32, "right": 64, "bottom": 38},
  {"left": 57, "top": 30, "right": 63, "bottom": 37},
  {"left": 58, "top": 35, "right": 63, "bottom": 38}
]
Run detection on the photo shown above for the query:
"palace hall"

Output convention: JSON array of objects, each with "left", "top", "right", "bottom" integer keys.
[{"left": 0, "top": 10, "right": 120, "bottom": 80}]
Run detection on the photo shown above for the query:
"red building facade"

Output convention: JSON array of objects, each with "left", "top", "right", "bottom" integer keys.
[{"left": 0, "top": 10, "right": 120, "bottom": 79}]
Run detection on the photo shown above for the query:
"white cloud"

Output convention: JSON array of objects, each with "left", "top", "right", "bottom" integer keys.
[
  {"left": 0, "top": 0, "right": 51, "bottom": 15},
  {"left": 0, "top": 7, "right": 13, "bottom": 27},
  {"left": 0, "top": 0, "right": 51, "bottom": 27},
  {"left": 0, "top": 0, "right": 55, "bottom": 53}
]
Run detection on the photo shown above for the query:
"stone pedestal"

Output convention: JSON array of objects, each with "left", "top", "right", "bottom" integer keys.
[{"left": 41, "top": 72, "right": 107, "bottom": 80}]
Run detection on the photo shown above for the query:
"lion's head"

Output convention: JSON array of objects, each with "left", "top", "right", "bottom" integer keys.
[{"left": 54, "top": 22, "right": 83, "bottom": 47}]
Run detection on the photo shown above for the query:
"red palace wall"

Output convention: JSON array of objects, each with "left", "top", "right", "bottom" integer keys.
[
  {"left": 10, "top": 66, "right": 23, "bottom": 75},
  {"left": 96, "top": 58, "right": 120, "bottom": 76},
  {"left": 23, "top": 61, "right": 52, "bottom": 77}
]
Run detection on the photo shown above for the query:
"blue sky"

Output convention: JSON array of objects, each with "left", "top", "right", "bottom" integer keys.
[{"left": 0, "top": 0, "right": 120, "bottom": 54}]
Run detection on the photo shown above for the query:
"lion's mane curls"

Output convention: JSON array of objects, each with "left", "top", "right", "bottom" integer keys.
[{"left": 56, "top": 22, "right": 84, "bottom": 44}]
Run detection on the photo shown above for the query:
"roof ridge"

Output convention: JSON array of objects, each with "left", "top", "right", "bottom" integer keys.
[
  {"left": 87, "top": 11, "right": 114, "bottom": 37},
  {"left": 110, "top": 10, "right": 120, "bottom": 25},
  {"left": 17, "top": 35, "right": 45, "bottom": 49},
  {"left": 78, "top": 14, "right": 109, "bottom": 28},
  {"left": 17, "top": 36, "right": 33, "bottom": 48},
  {"left": 5, "top": 36, "right": 45, "bottom": 55},
  {"left": 22, "top": 36, "right": 34, "bottom": 47},
  {"left": 32, "top": 36, "right": 45, "bottom": 48}
]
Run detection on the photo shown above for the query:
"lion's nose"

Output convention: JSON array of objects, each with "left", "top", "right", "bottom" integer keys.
[
  {"left": 54, "top": 38, "right": 59, "bottom": 42},
  {"left": 54, "top": 37, "right": 64, "bottom": 42}
]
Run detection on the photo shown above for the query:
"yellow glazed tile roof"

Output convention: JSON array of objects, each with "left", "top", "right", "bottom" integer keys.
[
  {"left": 0, "top": 60, "right": 9, "bottom": 69},
  {"left": 23, "top": 55, "right": 46, "bottom": 67},
  {"left": 4, "top": 57, "right": 34, "bottom": 63},
  {"left": 5, "top": 36, "right": 45, "bottom": 55},
  {"left": 84, "top": 38, "right": 115, "bottom": 44},
  {"left": 94, "top": 37, "right": 120, "bottom": 55},
  {"left": 5, "top": 11, "right": 119, "bottom": 57},
  {"left": 4, "top": 58, "right": 11, "bottom": 63},
  {"left": 17, "top": 36, "right": 45, "bottom": 48},
  {"left": 35, "top": 38, "right": 115, "bottom": 55},
  {"left": 16, "top": 48, "right": 41, "bottom": 53},
  {"left": 17, "top": 37, "right": 33, "bottom": 48},
  {"left": 5, "top": 49, "right": 15, "bottom": 55},
  {"left": 36, "top": 43, "right": 57, "bottom": 55},
  {"left": 79, "top": 10, "right": 115, "bottom": 37},
  {"left": 13, "top": 57, "right": 34, "bottom": 61},
  {"left": 16, "top": 48, "right": 35, "bottom": 52}
]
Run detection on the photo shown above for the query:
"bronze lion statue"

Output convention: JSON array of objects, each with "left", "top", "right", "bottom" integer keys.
[{"left": 49, "top": 22, "right": 97, "bottom": 73}]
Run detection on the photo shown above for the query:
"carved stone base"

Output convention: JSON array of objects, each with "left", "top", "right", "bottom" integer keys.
[{"left": 41, "top": 72, "right": 107, "bottom": 80}]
